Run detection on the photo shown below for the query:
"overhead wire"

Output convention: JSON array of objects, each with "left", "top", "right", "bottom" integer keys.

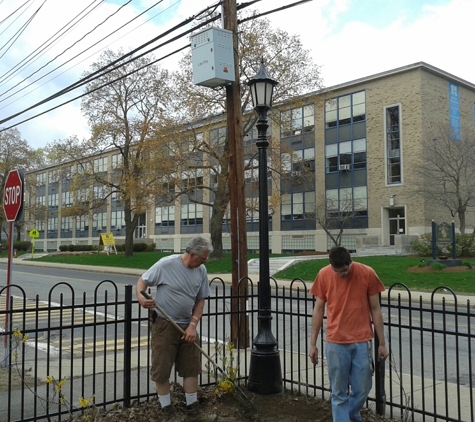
[
  {"left": 0, "top": 0, "right": 32, "bottom": 28},
  {"left": 0, "top": 0, "right": 132, "bottom": 102},
  {"left": 238, "top": 0, "right": 312, "bottom": 24},
  {"left": 0, "top": 0, "right": 103, "bottom": 86},
  {"left": 2, "top": 0, "right": 222, "bottom": 117},
  {"left": 0, "top": 0, "right": 46, "bottom": 59},
  {"left": 0, "top": 0, "right": 105, "bottom": 92},
  {"left": 0, "top": 13, "right": 221, "bottom": 127},
  {"left": 0, "top": 2, "right": 221, "bottom": 126},
  {"left": 0, "top": 0, "right": 170, "bottom": 102},
  {"left": 0, "top": 0, "right": 308, "bottom": 133}
]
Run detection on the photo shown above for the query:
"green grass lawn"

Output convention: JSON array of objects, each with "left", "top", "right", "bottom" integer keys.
[
  {"left": 275, "top": 256, "right": 475, "bottom": 294},
  {"left": 5, "top": 251, "right": 475, "bottom": 294}
]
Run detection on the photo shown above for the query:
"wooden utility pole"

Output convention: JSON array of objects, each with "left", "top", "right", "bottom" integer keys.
[{"left": 223, "top": 0, "right": 249, "bottom": 347}]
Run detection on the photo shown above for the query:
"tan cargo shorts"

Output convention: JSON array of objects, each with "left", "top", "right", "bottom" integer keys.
[{"left": 150, "top": 317, "right": 201, "bottom": 383}]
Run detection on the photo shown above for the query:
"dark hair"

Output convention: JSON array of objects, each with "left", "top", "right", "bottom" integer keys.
[
  {"left": 329, "top": 246, "right": 351, "bottom": 268},
  {"left": 185, "top": 236, "right": 213, "bottom": 256}
]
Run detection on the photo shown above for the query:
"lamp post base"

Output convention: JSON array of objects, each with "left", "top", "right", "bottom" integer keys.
[{"left": 248, "top": 349, "right": 283, "bottom": 394}]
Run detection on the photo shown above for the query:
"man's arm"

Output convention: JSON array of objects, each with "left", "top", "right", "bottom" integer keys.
[
  {"left": 136, "top": 277, "right": 155, "bottom": 309},
  {"left": 183, "top": 298, "right": 206, "bottom": 343},
  {"left": 369, "top": 294, "right": 389, "bottom": 360},
  {"left": 309, "top": 297, "right": 325, "bottom": 365}
]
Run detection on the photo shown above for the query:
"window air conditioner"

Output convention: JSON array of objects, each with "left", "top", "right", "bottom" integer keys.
[{"left": 339, "top": 164, "right": 351, "bottom": 171}]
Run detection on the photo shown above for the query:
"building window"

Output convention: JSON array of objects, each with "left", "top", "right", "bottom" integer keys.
[
  {"left": 325, "top": 186, "right": 368, "bottom": 228},
  {"left": 92, "top": 212, "right": 107, "bottom": 230},
  {"left": 156, "top": 205, "right": 175, "bottom": 234},
  {"left": 181, "top": 200, "right": 203, "bottom": 234},
  {"left": 281, "top": 191, "right": 316, "bottom": 230},
  {"left": 386, "top": 105, "right": 401, "bottom": 184},
  {"left": 281, "top": 104, "right": 315, "bottom": 137},
  {"left": 325, "top": 91, "right": 365, "bottom": 128},
  {"left": 61, "top": 217, "right": 72, "bottom": 231},
  {"left": 48, "top": 192, "right": 59, "bottom": 208},
  {"left": 209, "top": 126, "right": 227, "bottom": 146},
  {"left": 110, "top": 210, "right": 125, "bottom": 229},
  {"left": 325, "top": 138, "right": 366, "bottom": 173},
  {"left": 36, "top": 195, "right": 46, "bottom": 207},
  {"left": 35, "top": 220, "right": 45, "bottom": 235},
  {"left": 112, "top": 154, "right": 123, "bottom": 168},
  {"left": 62, "top": 191, "right": 73, "bottom": 207},
  {"left": 48, "top": 217, "right": 58, "bottom": 234},
  {"left": 37, "top": 172, "right": 46, "bottom": 186},
  {"left": 94, "top": 157, "right": 108, "bottom": 173}
]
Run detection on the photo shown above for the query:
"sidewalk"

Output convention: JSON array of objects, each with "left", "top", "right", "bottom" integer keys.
[{"left": 1, "top": 256, "right": 473, "bottom": 307}]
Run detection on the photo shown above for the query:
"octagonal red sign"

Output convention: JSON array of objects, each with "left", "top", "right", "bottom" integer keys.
[{"left": 3, "top": 169, "right": 24, "bottom": 222}]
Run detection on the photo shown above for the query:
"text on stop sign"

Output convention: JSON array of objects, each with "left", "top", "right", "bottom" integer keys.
[{"left": 4, "top": 186, "right": 22, "bottom": 205}]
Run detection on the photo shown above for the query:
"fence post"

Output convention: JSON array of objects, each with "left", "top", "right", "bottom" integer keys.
[
  {"left": 374, "top": 292, "right": 385, "bottom": 415},
  {"left": 123, "top": 284, "right": 133, "bottom": 408}
]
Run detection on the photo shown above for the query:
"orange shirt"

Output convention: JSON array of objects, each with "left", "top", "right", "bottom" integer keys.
[{"left": 309, "top": 262, "right": 385, "bottom": 344}]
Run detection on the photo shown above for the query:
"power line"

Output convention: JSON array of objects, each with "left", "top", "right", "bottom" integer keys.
[
  {"left": 0, "top": 0, "right": 171, "bottom": 103},
  {"left": 0, "top": 3, "right": 221, "bottom": 127},
  {"left": 0, "top": 0, "right": 46, "bottom": 59},
  {"left": 0, "top": 0, "right": 131, "bottom": 101},
  {"left": 0, "top": 0, "right": 303, "bottom": 134},
  {"left": 0, "top": 0, "right": 32, "bottom": 28},
  {"left": 0, "top": 0, "right": 105, "bottom": 92}
]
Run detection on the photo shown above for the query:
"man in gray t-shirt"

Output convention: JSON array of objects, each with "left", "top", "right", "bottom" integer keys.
[{"left": 136, "top": 236, "right": 216, "bottom": 422}]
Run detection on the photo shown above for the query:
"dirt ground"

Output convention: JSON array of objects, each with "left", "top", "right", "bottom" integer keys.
[
  {"left": 406, "top": 265, "right": 471, "bottom": 273},
  {"left": 92, "top": 383, "right": 398, "bottom": 422}
]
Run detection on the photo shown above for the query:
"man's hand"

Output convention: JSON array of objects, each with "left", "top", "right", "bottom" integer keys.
[
  {"left": 309, "top": 344, "right": 319, "bottom": 366},
  {"left": 378, "top": 344, "right": 389, "bottom": 360},
  {"left": 137, "top": 279, "right": 156, "bottom": 310},
  {"left": 183, "top": 324, "right": 197, "bottom": 343}
]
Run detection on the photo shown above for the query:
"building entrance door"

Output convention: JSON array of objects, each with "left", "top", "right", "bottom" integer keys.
[
  {"left": 389, "top": 208, "right": 405, "bottom": 245},
  {"left": 135, "top": 214, "right": 146, "bottom": 239}
]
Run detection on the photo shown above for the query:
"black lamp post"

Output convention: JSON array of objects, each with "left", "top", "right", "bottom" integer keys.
[{"left": 247, "top": 59, "right": 282, "bottom": 394}]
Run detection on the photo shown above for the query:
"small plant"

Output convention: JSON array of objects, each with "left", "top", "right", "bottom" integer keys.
[
  {"left": 430, "top": 262, "right": 446, "bottom": 271},
  {"left": 417, "top": 260, "right": 426, "bottom": 268},
  {"left": 206, "top": 341, "right": 238, "bottom": 396},
  {"left": 11, "top": 330, "right": 97, "bottom": 421}
]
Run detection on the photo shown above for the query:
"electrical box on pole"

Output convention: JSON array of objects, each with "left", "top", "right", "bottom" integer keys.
[{"left": 191, "top": 27, "right": 235, "bottom": 87}]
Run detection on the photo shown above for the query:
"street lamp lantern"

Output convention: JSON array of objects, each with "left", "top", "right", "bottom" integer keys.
[
  {"left": 247, "top": 60, "right": 282, "bottom": 395},
  {"left": 248, "top": 58, "right": 278, "bottom": 111}
]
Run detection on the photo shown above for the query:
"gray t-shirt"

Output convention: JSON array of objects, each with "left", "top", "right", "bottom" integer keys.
[{"left": 141, "top": 254, "right": 210, "bottom": 324}]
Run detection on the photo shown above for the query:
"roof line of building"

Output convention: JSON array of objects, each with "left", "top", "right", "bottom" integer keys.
[{"left": 318, "top": 61, "right": 475, "bottom": 94}]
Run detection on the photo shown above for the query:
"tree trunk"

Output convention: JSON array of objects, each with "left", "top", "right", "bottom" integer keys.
[
  {"left": 459, "top": 212, "right": 466, "bottom": 235},
  {"left": 123, "top": 203, "right": 139, "bottom": 258},
  {"left": 210, "top": 203, "right": 225, "bottom": 259}
]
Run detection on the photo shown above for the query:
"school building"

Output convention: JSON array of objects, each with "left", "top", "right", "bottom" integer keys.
[{"left": 23, "top": 62, "right": 475, "bottom": 253}]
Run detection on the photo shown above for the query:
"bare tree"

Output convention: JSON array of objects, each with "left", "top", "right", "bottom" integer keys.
[
  {"left": 46, "top": 50, "right": 175, "bottom": 257},
  {"left": 0, "top": 127, "right": 44, "bottom": 242},
  {"left": 314, "top": 189, "right": 362, "bottom": 247},
  {"left": 416, "top": 125, "right": 475, "bottom": 234}
]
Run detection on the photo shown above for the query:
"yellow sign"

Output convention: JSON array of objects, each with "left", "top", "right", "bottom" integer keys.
[
  {"left": 99, "top": 232, "right": 116, "bottom": 246},
  {"left": 29, "top": 228, "right": 40, "bottom": 238}
]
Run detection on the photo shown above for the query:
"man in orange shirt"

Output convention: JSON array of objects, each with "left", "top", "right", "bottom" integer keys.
[{"left": 309, "top": 246, "right": 389, "bottom": 422}]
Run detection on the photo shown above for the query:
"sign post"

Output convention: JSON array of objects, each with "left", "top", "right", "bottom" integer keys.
[{"left": 3, "top": 169, "right": 24, "bottom": 365}]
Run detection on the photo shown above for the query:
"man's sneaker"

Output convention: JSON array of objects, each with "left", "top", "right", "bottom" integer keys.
[{"left": 185, "top": 401, "right": 218, "bottom": 422}]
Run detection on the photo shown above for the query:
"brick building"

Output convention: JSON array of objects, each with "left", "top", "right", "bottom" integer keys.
[{"left": 24, "top": 62, "right": 475, "bottom": 253}]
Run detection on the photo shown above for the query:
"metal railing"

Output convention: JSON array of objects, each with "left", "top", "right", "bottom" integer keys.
[{"left": 1, "top": 279, "right": 473, "bottom": 422}]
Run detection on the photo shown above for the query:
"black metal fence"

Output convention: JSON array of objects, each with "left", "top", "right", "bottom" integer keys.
[{"left": 0, "top": 278, "right": 473, "bottom": 422}]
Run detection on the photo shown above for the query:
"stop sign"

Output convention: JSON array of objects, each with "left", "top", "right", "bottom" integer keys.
[{"left": 3, "top": 169, "right": 24, "bottom": 222}]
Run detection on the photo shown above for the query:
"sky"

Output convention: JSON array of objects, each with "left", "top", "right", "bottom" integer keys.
[{"left": 0, "top": 0, "right": 474, "bottom": 149}]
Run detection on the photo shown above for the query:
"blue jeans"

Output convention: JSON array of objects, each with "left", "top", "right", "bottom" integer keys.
[{"left": 326, "top": 341, "right": 373, "bottom": 422}]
